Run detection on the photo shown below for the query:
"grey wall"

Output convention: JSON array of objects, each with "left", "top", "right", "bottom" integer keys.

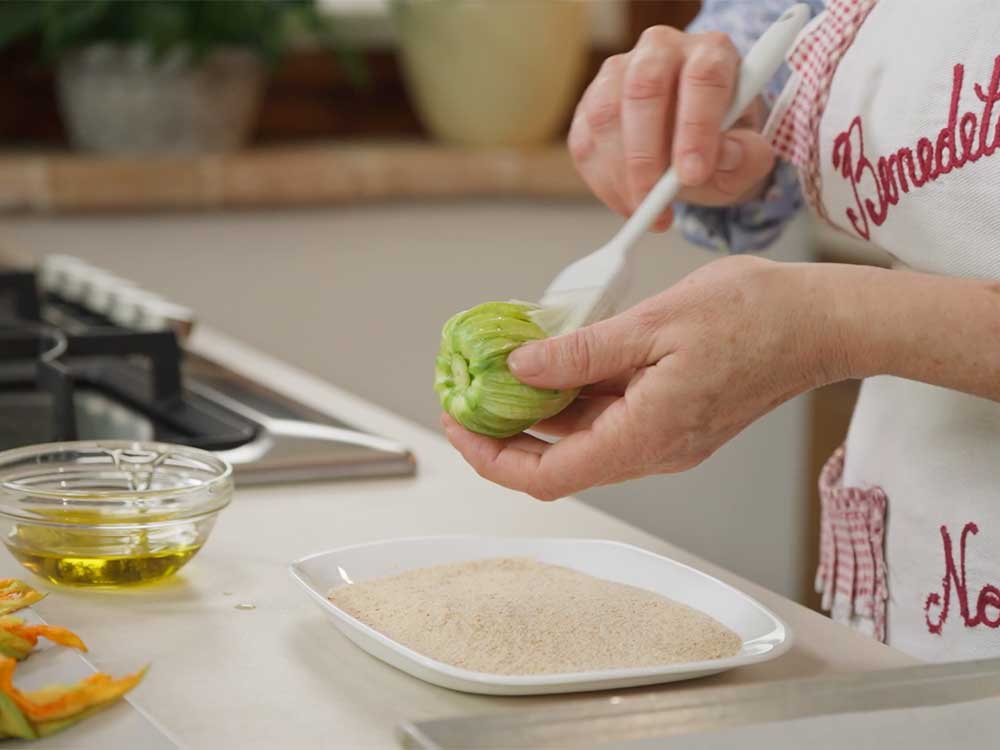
[{"left": 1, "top": 199, "right": 815, "bottom": 600}]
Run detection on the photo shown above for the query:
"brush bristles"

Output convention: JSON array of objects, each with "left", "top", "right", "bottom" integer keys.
[{"left": 529, "top": 288, "right": 610, "bottom": 336}]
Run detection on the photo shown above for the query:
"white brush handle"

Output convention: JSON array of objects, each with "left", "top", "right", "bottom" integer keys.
[{"left": 613, "top": 3, "right": 811, "bottom": 250}]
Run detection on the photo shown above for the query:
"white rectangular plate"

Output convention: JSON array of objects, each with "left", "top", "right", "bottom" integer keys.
[{"left": 289, "top": 536, "right": 792, "bottom": 696}]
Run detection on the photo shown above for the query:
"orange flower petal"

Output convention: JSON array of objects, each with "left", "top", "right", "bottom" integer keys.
[
  {"left": 0, "top": 620, "right": 86, "bottom": 653},
  {"left": 0, "top": 655, "right": 147, "bottom": 722},
  {"left": 0, "top": 581, "right": 44, "bottom": 616}
]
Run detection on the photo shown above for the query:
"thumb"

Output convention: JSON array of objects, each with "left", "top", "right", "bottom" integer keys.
[
  {"left": 508, "top": 311, "right": 658, "bottom": 390},
  {"left": 679, "top": 128, "right": 776, "bottom": 207}
]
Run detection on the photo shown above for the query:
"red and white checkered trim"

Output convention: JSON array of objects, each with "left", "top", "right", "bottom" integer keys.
[
  {"left": 768, "top": 0, "right": 879, "bottom": 223},
  {"left": 816, "top": 445, "right": 889, "bottom": 642}
]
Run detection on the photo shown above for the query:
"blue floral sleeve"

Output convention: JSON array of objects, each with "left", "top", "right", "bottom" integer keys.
[{"left": 674, "top": 0, "right": 825, "bottom": 253}]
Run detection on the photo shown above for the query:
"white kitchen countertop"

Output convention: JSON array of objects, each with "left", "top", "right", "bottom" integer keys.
[{"left": 0, "top": 327, "right": 916, "bottom": 750}]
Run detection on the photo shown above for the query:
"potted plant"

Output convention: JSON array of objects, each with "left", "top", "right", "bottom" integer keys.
[
  {"left": 0, "top": 0, "right": 364, "bottom": 155},
  {"left": 391, "top": 0, "right": 589, "bottom": 147}
]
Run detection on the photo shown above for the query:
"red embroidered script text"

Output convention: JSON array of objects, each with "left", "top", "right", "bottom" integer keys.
[
  {"left": 832, "top": 56, "right": 1000, "bottom": 239},
  {"left": 924, "top": 522, "right": 1000, "bottom": 635}
]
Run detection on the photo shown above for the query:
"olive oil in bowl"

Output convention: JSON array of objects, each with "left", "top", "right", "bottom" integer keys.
[
  {"left": 6, "top": 543, "right": 204, "bottom": 587},
  {"left": 0, "top": 442, "right": 232, "bottom": 588},
  {"left": 3, "top": 511, "right": 216, "bottom": 586}
]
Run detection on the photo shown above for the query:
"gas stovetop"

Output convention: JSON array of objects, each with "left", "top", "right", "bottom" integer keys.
[{"left": 0, "top": 255, "right": 415, "bottom": 484}]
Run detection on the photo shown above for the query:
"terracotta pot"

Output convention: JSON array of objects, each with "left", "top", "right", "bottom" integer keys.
[
  {"left": 57, "top": 44, "right": 264, "bottom": 156},
  {"left": 394, "top": 0, "right": 589, "bottom": 147}
]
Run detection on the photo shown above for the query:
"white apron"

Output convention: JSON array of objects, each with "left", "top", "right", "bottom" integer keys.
[{"left": 767, "top": 0, "right": 1000, "bottom": 660}]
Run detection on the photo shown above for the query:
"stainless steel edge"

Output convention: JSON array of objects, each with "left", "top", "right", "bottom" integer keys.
[
  {"left": 183, "top": 351, "right": 416, "bottom": 484},
  {"left": 398, "top": 658, "right": 1000, "bottom": 749}
]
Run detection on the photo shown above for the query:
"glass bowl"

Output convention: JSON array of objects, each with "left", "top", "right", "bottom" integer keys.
[{"left": 0, "top": 441, "right": 233, "bottom": 587}]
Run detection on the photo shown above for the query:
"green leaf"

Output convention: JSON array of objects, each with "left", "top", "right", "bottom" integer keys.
[
  {"left": 40, "top": 0, "right": 114, "bottom": 60},
  {"left": 128, "top": 2, "right": 192, "bottom": 63},
  {"left": 1, "top": 0, "right": 366, "bottom": 81},
  {"left": 0, "top": 1, "right": 45, "bottom": 51}
]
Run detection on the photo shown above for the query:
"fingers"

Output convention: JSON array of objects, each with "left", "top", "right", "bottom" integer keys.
[
  {"left": 571, "top": 28, "right": 772, "bottom": 230},
  {"left": 531, "top": 395, "right": 618, "bottom": 437},
  {"left": 508, "top": 309, "right": 663, "bottom": 390},
  {"left": 583, "top": 369, "right": 638, "bottom": 397},
  {"left": 676, "top": 128, "right": 775, "bottom": 206},
  {"left": 622, "top": 27, "right": 681, "bottom": 229},
  {"left": 443, "top": 423, "right": 557, "bottom": 497},
  {"left": 672, "top": 32, "right": 740, "bottom": 187},
  {"left": 570, "top": 54, "right": 630, "bottom": 217},
  {"left": 443, "top": 400, "right": 635, "bottom": 500}
]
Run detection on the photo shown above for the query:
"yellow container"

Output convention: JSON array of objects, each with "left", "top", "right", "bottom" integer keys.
[{"left": 394, "top": 0, "right": 590, "bottom": 146}]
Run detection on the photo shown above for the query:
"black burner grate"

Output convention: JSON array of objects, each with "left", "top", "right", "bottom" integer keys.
[
  {"left": 0, "top": 270, "right": 257, "bottom": 450},
  {"left": 0, "top": 271, "right": 41, "bottom": 321}
]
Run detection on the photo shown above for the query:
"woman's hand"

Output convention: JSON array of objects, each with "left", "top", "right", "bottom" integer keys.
[
  {"left": 443, "top": 256, "right": 850, "bottom": 500},
  {"left": 570, "top": 26, "right": 777, "bottom": 231}
]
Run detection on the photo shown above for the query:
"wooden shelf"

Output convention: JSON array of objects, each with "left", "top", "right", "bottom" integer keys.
[{"left": 0, "top": 141, "right": 590, "bottom": 214}]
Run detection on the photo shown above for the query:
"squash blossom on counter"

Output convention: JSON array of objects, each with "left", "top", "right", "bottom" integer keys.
[
  {"left": 435, "top": 302, "right": 579, "bottom": 438},
  {"left": 0, "top": 579, "right": 147, "bottom": 741},
  {"left": 0, "top": 581, "right": 44, "bottom": 615},
  {"left": 0, "top": 617, "right": 86, "bottom": 662}
]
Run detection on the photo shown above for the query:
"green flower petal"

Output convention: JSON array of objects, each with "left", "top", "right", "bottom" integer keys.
[{"left": 435, "top": 302, "right": 579, "bottom": 438}]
